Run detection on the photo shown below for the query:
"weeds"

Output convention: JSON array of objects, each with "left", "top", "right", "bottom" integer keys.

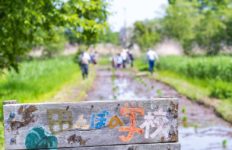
[
  {"left": 182, "top": 116, "right": 188, "bottom": 127},
  {"left": 156, "top": 89, "right": 163, "bottom": 97},
  {"left": 181, "top": 107, "right": 186, "bottom": 114},
  {"left": 222, "top": 139, "right": 227, "bottom": 148}
]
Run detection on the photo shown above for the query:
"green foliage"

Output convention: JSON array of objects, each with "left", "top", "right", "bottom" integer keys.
[
  {"left": 193, "top": 0, "right": 230, "bottom": 54},
  {"left": 164, "top": 0, "right": 232, "bottom": 54},
  {"left": 156, "top": 89, "right": 163, "bottom": 97},
  {"left": 135, "top": 59, "right": 232, "bottom": 123},
  {"left": 182, "top": 115, "right": 188, "bottom": 127},
  {"left": 161, "top": 0, "right": 201, "bottom": 53},
  {"left": 181, "top": 107, "right": 186, "bottom": 114},
  {"left": 131, "top": 0, "right": 232, "bottom": 54},
  {"left": 41, "top": 28, "right": 67, "bottom": 58},
  {"left": 132, "top": 20, "right": 160, "bottom": 51},
  {"left": 222, "top": 139, "right": 228, "bottom": 148},
  {"left": 0, "top": 56, "right": 87, "bottom": 146},
  {"left": 0, "top": 56, "right": 80, "bottom": 119},
  {"left": 0, "top": 0, "right": 108, "bottom": 71},
  {"left": 135, "top": 55, "right": 232, "bottom": 99},
  {"left": 0, "top": 123, "right": 3, "bottom": 147},
  {"left": 161, "top": 71, "right": 232, "bottom": 123},
  {"left": 210, "top": 81, "right": 232, "bottom": 99},
  {"left": 157, "top": 56, "right": 232, "bottom": 82},
  {"left": 157, "top": 56, "right": 232, "bottom": 99},
  {"left": 0, "top": 56, "right": 97, "bottom": 146},
  {"left": 98, "top": 56, "right": 110, "bottom": 66},
  {"left": 63, "top": 0, "right": 108, "bottom": 45},
  {"left": 182, "top": 116, "right": 188, "bottom": 122},
  {"left": 98, "top": 27, "right": 120, "bottom": 45},
  {"left": 168, "top": 0, "right": 176, "bottom": 5}
]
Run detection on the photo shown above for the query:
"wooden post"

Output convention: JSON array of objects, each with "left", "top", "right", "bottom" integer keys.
[{"left": 3, "top": 98, "right": 180, "bottom": 150}]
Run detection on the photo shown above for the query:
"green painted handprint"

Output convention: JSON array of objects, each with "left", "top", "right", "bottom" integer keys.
[{"left": 25, "top": 127, "right": 58, "bottom": 150}]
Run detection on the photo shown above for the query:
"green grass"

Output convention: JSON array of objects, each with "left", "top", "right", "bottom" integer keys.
[
  {"left": 158, "top": 56, "right": 232, "bottom": 82},
  {"left": 158, "top": 56, "right": 232, "bottom": 99},
  {"left": 0, "top": 56, "right": 81, "bottom": 104},
  {"left": 155, "top": 70, "right": 210, "bottom": 100},
  {"left": 0, "top": 56, "right": 83, "bottom": 146},
  {"left": 134, "top": 55, "right": 232, "bottom": 123},
  {"left": 98, "top": 55, "right": 111, "bottom": 66},
  {"left": 135, "top": 55, "right": 232, "bottom": 100},
  {"left": 0, "top": 56, "right": 87, "bottom": 118},
  {"left": 155, "top": 70, "right": 232, "bottom": 123}
]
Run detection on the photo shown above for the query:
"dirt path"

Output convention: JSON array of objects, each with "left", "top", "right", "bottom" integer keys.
[{"left": 85, "top": 67, "right": 232, "bottom": 150}]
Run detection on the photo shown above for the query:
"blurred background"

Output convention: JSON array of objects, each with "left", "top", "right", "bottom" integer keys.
[{"left": 0, "top": 0, "right": 232, "bottom": 149}]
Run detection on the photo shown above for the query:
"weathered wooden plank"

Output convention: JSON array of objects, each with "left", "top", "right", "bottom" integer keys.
[
  {"left": 3, "top": 100, "right": 17, "bottom": 105},
  {"left": 62, "top": 143, "right": 181, "bottom": 150},
  {"left": 3, "top": 98, "right": 178, "bottom": 150}
]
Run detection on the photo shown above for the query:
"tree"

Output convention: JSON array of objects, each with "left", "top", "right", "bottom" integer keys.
[
  {"left": 63, "top": 0, "right": 108, "bottom": 46},
  {"left": 132, "top": 20, "right": 160, "bottom": 51},
  {"left": 0, "top": 0, "right": 108, "bottom": 72},
  {"left": 194, "top": 0, "right": 232, "bottom": 54},
  {"left": 42, "top": 28, "right": 67, "bottom": 58},
  {"left": 98, "top": 27, "right": 120, "bottom": 45},
  {"left": 162, "top": 0, "right": 201, "bottom": 54},
  {"left": 164, "top": 0, "right": 232, "bottom": 54},
  {"left": 168, "top": 0, "right": 176, "bottom": 5}
]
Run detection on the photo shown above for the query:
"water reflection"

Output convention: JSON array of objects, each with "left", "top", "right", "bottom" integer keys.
[{"left": 87, "top": 70, "right": 232, "bottom": 150}]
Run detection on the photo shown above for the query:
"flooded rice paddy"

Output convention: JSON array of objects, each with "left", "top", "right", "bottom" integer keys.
[{"left": 85, "top": 68, "right": 232, "bottom": 150}]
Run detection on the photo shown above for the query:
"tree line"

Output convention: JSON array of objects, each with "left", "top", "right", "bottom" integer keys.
[{"left": 132, "top": 0, "right": 232, "bottom": 54}]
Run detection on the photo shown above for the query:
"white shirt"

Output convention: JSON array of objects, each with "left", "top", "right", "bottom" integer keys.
[
  {"left": 117, "top": 55, "right": 123, "bottom": 64},
  {"left": 147, "top": 50, "right": 159, "bottom": 61},
  {"left": 121, "top": 50, "right": 128, "bottom": 60},
  {"left": 82, "top": 52, "right": 91, "bottom": 64}
]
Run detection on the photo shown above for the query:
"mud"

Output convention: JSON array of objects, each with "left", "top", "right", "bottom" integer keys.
[{"left": 86, "top": 68, "right": 232, "bottom": 150}]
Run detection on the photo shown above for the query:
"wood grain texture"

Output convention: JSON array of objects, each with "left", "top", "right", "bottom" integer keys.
[
  {"left": 3, "top": 98, "right": 179, "bottom": 149},
  {"left": 61, "top": 143, "right": 181, "bottom": 150},
  {"left": 3, "top": 100, "right": 17, "bottom": 105}
]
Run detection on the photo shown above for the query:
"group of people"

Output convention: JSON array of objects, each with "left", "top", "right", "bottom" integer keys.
[
  {"left": 77, "top": 51, "right": 97, "bottom": 79},
  {"left": 77, "top": 48, "right": 159, "bottom": 79},
  {"left": 110, "top": 48, "right": 158, "bottom": 74},
  {"left": 111, "top": 49, "right": 134, "bottom": 69}
]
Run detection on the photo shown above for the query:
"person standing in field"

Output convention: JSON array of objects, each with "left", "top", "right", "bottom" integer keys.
[
  {"left": 146, "top": 49, "right": 159, "bottom": 74},
  {"left": 121, "top": 49, "right": 128, "bottom": 68},
  {"left": 79, "top": 51, "right": 91, "bottom": 79},
  {"left": 127, "top": 50, "right": 134, "bottom": 67},
  {"left": 116, "top": 53, "right": 123, "bottom": 69}
]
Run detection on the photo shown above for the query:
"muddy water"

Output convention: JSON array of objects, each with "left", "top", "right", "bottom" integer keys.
[{"left": 85, "top": 68, "right": 232, "bottom": 150}]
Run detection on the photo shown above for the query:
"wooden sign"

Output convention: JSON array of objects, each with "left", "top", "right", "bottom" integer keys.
[{"left": 3, "top": 98, "right": 179, "bottom": 150}]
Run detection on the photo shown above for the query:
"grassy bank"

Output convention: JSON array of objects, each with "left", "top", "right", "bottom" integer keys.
[
  {"left": 50, "top": 66, "right": 96, "bottom": 102},
  {"left": 0, "top": 56, "right": 80, "bottom": 105},
  {"left": 157, "top": 56, "right": 232, "bottom": 99},
  {"left": 135, "top": 56, "right": 232, "bottom": 123},
  {"left": 0, "top": 56, "right": 94, "bottom": 146}
]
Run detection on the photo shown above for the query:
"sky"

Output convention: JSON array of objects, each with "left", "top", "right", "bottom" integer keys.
[{"left": 108, "top": 0, "right": 169, "bottom": 31}]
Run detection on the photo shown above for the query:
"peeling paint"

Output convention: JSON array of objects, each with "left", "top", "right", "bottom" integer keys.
[
  {"left": 10, "top": 105, "right": 38, "bottom": 130},
  {"left": 67, "top": 134, "right": 89, "bottom": 145}
]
